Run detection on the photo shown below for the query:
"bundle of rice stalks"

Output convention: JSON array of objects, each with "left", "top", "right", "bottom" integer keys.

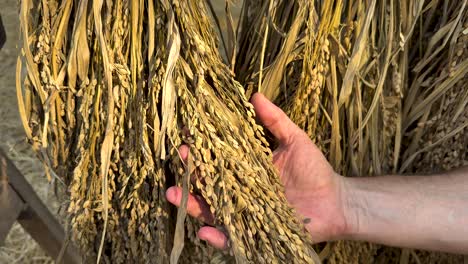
[
  {"left": 17, "top": 0, "right": 320, "bottom": 263},
  {"left": 234, "top": 0, "right": 467, "bottom": 174},
  {"left": 231, "top": 0, "right": 467, "bottom": 262},
  {"left": 16, "top": 0, "right": 467, "bottom": 262}
]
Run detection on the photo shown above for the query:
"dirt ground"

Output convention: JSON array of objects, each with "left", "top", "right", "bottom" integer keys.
[{"left": 0, "top": 1, "right": 59, "bottom": 263}]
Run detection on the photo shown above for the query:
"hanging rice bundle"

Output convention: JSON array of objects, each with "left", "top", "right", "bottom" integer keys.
[
  {"left": 233, "top": 0, "right": 467, "bottom": 175},
  {"left": 224, "top": 0, "right": 467, "bottom": 262},
  {"left": 17, "top": 0, "right": 320, "bottom": 263},
  {"left": 16, "top": 0, "right": 467, "bottom": 262}
]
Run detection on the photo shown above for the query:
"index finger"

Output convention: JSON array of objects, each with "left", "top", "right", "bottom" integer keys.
[{"left": 251, "top": 93, "right": 300, "bottom": 146}]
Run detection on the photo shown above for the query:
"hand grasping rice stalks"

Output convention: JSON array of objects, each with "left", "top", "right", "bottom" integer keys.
[{"left": 227, "top": 0, "right": 467, "bottom": 262}]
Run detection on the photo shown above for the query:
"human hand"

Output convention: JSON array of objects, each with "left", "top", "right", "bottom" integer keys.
[{"left": 166, "top": 93, "right": 349, "bottom": 249}]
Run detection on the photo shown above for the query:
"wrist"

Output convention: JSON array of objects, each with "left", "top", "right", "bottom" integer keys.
[{"left": 337, "top": 175, "right": 361, "bottom": 241}]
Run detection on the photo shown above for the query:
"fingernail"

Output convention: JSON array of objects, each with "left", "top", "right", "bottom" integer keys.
[
  {"left": 179, "top": 145, "right": 189, "bottom": 161},
  {"left": 197, "top": 229, "right": 208, "bottom": 241}
]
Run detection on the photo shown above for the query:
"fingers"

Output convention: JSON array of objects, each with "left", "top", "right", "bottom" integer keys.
[
  {"left": 166, "top": 186, "right": 228, "bottom": 250},
  {"left": 250, "top": 93, "right": 300, "bottom": 146},
  {"left": 198, "top": 226, "right": 229, "bottom": 250},
  {"left": 172, "top": 145, "right": 209, "bottom": 220},
  {"left": 173, "top": 146, "right": 228, "bottom": 250},
  {"left": 166, "top": 186, "right": 214, "bottom": 224}
]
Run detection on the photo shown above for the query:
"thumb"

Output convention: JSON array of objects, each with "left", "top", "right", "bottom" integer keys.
[{"left": 251, "top": 93, "right": 301, "bottom": 146}]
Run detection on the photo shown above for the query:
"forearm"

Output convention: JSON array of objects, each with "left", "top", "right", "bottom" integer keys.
[{"left": 341, "top": 167, "right": 468, "bottom": 253}]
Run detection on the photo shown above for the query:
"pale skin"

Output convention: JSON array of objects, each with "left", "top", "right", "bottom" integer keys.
[{"left": 166, "top": 93, "right": 468, "bottom": 254}]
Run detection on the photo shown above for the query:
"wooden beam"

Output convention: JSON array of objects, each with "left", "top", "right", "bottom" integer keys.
[
  {"left": 0, "top": 149, "right": 82, "bottom": 264},
  {"left": 0, "top": 182, "right": 26, "bottom": 245}
]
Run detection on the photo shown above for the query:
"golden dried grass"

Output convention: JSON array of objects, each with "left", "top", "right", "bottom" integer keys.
[
  {"left": 17, "top": 0, "right": 320, "bottom": 263},
  {"left": 16, "top": 0, "right": 467, "bottom": 263}
]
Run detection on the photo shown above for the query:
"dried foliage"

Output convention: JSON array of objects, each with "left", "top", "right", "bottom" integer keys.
[
  {"left": 16, "top": 0, "right": 319, "bottom": 263},
  {"left": 16, "top": 0, "right": 467, "bottom": 263},
  {"left": 207, "top": 0, "right": 467, "bottom": 262},
  {"left": 232, "top": 0, "right": 467, "bottom": 262}
]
